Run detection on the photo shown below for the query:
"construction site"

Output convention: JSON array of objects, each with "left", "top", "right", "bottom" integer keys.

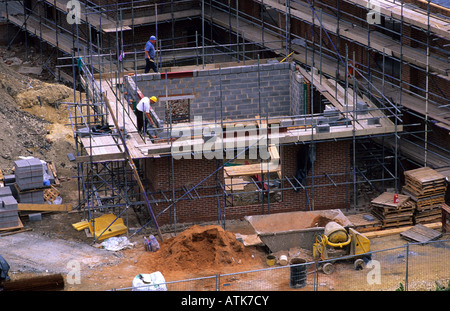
[{"left": 0, "top": 0, "right": 449, "bottom": 293}]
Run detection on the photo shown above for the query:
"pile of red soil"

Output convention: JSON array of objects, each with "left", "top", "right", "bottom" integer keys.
[{"left": 137, "top": 225, "right": 263, "bottom": 276}]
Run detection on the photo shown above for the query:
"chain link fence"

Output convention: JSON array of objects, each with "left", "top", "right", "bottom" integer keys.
[{"left": 116, "top": 239, "right": 450, "bottom": 291}]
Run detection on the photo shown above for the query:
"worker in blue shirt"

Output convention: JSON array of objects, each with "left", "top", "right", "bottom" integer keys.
[{"left": 145, "top": 35, "right": 158, "bottom": 73}]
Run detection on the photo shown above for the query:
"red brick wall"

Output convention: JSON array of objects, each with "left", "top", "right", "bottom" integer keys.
[
  {"left": 144, "top": 155, "right": 220, "bottom": 224},
  {"left": 144, "top": 140, "right": 350, "bottom": 225}
]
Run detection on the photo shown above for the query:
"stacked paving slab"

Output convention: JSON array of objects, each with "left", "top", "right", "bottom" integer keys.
[
  {"left": 0, "top": 187, "right": 19, "bottom": 229},
  {"left": 14, "top": 158, "right": 45, "bottom": 204}
]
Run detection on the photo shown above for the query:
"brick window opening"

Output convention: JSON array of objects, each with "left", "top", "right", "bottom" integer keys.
[
  {"left": 163, "top": 97, "right": 191, "bottom": 124},
  {"left": 224, "top": 147, "right": 282, "bottom": 207}
]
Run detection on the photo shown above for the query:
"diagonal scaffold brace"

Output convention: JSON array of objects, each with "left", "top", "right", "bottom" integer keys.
[{"left": 103, "top": 95, "right": 164, "bottom": 242}]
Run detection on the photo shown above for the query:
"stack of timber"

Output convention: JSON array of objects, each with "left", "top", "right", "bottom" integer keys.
[
  {"left": 402, "top": 167, "right": 447, "bottom": 224},
  {"left": 370, "top": 192, "right": 415, "bottom": 228}
]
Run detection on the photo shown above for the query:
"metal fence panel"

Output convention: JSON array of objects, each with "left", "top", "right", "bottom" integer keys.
[
  {"left": 406, "top": 240, "right": 450, "bottom": 291},
  {"left": 114, "top": 239, "right": 450, "bottom": 291}
]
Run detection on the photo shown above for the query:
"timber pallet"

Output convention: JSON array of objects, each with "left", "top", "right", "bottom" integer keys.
[
  {"left": 416, "top": 203, "right": 444, "bottom": 212},
  {"left": 370, "top": 192, "right": 411, "bottom": 209},
  {"left": 43, "top": 185, "right": 60, "bottom": 203},
  {"left": 14, "top": 182, "right": 50, "bottom": 194},
  {"left": 404, "top": 178, "right": 446, "bottom": 191},
  {"left": 414, "top": 195, "right": 445, "bottom": 208},
  {"left": 370, "top": 206, "right": 414, "bottom": 219},
  {"left": 415, "top": 215, "right": 441, "bottom": 224},
  {"left": 369, "top": 191, "right": 416, "bottom": 228},
  {"left": 403, "top": 168, "right": 447, "bottom": 201},
  {"left": 370, "top": 209, "right": 413, "bottom": 227},
  {"left": 400, "top": 224, "right": 442, "bottom": 243},
  {"left": 345, "top": 213, "right": 383, "bottom": 232},
  {"left": 404, "top": 167, "right": 446, "bottom": 185},
  {"left": 414, "top": 207, "right": 442, "bottom": 223},
  {"left": 381, "top": 219, "right": 414, "bottom": 229},
  {"left": 402, "top": 184, "right": 446, "bottom": 198}
]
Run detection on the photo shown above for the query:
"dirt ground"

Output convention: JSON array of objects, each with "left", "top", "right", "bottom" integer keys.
[
  {"left": 2, "top": 213, "right": 449, "bottom": 291},
  {"left": 0, "top": 44, "right": 448, "bottom": 292}
]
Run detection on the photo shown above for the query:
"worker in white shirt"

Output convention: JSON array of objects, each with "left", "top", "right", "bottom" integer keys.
[{"left": 135, "top": 96, "right": 157, "bottom": 134}]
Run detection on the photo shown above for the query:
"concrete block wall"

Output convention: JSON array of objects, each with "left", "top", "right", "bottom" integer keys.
[
  {"left": 134, "top": 62, "right": 297, "bottom": 122},
  {"left": 290, "top": 70, "right": 306, "bottom": 116}
]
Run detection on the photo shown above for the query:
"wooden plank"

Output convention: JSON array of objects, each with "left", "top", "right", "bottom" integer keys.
[
  {"left": 364, "top": 222, "right": 442, "bottom": 238},
  {"left": 1, "top": 273, "right": 65, "bottom": 291},
  {"left": 224, "top": 163, "right": 281, "bottom": 177},
  {"left": 0, "top": 228, "right": 32, "bottom": 237},
  {"left": 75, "top": 152, "right": 126, "bottom": 163},
  {"left": 18, "top": 203, "right": 72, "bottom": 212},
  {"left": 225, "top": 178, "right": 247, "bottom": 191},
  {"left": 347, "top": 0, "right": 450, "bottom": 37},
  {"left": 47, "top": 162, "right": 61, "bottom": 187},
  {"left": 400, "top": 224, "right": 443, "bottom": 242},
  {"left": 257, "top": 0, "right": 449, "bottom": 77},
  {"left": 269, "top": 145, "right": 280, "bottom": 160}
]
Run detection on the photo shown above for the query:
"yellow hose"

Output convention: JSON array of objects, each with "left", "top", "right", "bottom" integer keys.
[{"left": 323, "top": 234, "right": 352, "bottom": 248}]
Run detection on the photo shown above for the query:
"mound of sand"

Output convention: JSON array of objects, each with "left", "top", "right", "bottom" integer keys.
[
  {"left": 14, "top": 82, "right": 73, "bottom": 109},
  {"left": 137, "top": 225, "right": 262, "bottom": 276}
]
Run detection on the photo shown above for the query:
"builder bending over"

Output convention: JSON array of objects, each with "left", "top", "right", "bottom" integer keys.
[
  {"left": 136, "top": 96, "right": 158, "bottom": 135},
  {"left": 145, "top": 35, "right": 158, "bottom": 73}
]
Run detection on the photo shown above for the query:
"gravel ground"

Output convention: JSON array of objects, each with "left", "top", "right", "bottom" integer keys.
[{"left": 0, "top": 231, "right": 122, "bottom": 275}]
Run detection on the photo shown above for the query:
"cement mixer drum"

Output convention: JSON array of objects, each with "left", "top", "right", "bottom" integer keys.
[{"left": 324, "top": 221, "right": 348, "bottom": 243}]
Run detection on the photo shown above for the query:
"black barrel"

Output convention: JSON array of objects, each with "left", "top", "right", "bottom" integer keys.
[{"left": 289, "top": 258, "right": 307, "bottom": 289}]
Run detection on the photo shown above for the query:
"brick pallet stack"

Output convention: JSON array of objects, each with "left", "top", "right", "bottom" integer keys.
[
  {"left": 0, "top": 187, "right": 19, "bottom": 229},
  {"left": 370, "top": 192, "right": 415, "bottom": 228},
  {"left": 14, "top": 158, "right": 45, "bottom": 204},
  {"left": 402, "top": 167, "right": 447, "bottom": 224}
]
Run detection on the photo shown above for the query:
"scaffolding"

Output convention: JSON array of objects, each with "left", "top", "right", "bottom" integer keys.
[{"left": 2, "top": 0, "right": 448, "bottom": 239}]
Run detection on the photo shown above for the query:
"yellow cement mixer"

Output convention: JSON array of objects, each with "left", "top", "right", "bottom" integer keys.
[{"left": 313, "top": 222, "right": 371, "bottom": 274}]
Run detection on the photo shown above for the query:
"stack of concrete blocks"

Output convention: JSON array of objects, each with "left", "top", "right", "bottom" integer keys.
[
  {"left": 323, "top": 105, "right": 340, "bottom": 121},
  {"left": 0, "top": 187, "right": 19, "bottom": 229},
  {"left": 14, "top": 158, "right": 45, "bottom": 204},
  {"left": 356, "top": 101, "right": 369, "bottom": 115},
  {"left": 317, "top": 105, "right": 341, "bottom": 133}
]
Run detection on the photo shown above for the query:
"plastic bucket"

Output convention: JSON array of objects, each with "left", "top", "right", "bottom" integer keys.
[
  {"left": 266, "top": 255, "right": 276, "bottom": 266},
  {"left": 289, "top": 258, "right": 307, "bottom": 288},
  {"left": 279, "top": 255, "right": 288, "bottom": 266}
]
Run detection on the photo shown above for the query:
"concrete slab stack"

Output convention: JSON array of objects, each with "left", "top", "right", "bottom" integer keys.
[
  {"left": 17, "top": 190, "right": 45, "bottom": 204},
  {"left": 0, "top": 187, "right": 19, "bottom": 229},
  {"left": 14, "top": 158, "right": 46, "bottom": 204},
  {"left": 14, "top": 158, "right": 44, "bottom": 191}
]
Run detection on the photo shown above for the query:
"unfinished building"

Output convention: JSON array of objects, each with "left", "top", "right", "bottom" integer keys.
[{"left": 1, "top": 0, "right": 448, "bottom": 239}]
